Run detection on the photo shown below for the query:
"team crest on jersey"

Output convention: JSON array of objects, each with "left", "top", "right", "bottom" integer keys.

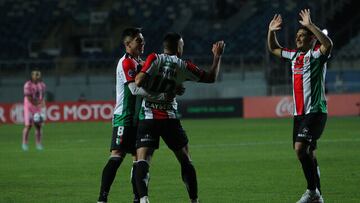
[
  {"left": 304, "top": 56, "right": 310, "bottom": 64},
  {"left": 128, "top": 69, "right": 136, "bottom": 78}
]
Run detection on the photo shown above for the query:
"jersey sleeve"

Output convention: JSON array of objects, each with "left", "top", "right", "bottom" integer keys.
[
  {"left": 183, "top": 60, "right": 205, "bottom": 82},
  {"left": 281, "top": 48, "right": 297, "bottom": 60},
  {"left": 311, "top": 44, "right": 329, "bottom": 61},
  {"left": 121, "top": 58, "right": 137, "bottom": 83},
  {"left": 141, "top": 53, "right": 158, "bottom": 75},
  {"left": 24, "top": 81, "right": 32, "bottom": 96}
]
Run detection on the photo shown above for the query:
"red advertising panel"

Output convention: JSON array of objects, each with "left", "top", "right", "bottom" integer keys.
[
  {"left": 243, "top": 96, "right": 293, "bottom": 118},
  {"left": 0, "top": 101, "right": 115, "bottom": 124},
  {"left": 244, "top": 93, "right": 360, "bottom": 118},
  {"left": 327, "top": 94, "right": 360, "bottom": 116}
]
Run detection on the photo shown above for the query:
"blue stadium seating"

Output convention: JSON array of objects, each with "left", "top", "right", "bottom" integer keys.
[{"left": 0, "top": 0, "right": 359, "bottom": 61}]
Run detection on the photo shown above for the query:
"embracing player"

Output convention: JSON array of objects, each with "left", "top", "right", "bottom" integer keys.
[
  {"left": 22, "top": 70, "right": 46, "bottom": 151},
  {"left": 134, "top": 32, "right": 225, "bottom": 203},
  {"left": 267, "top": 9, "right": 333, "bottom": 203},
  {"left": 97, "top": 27, "right": 176, "bottom": 203},
  {"left": 98, "top": 27, "right": 146, "bottom": 203}
]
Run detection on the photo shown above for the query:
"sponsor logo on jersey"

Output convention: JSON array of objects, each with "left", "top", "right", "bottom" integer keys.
[
  {"left": 304, "top": 56, "right": 310, "bottom": 64},
  {"left": 293, "top": 67, "right": 304, "bottom": 74},
  {"left": 145, "top": 101, "right": 173, "bottom": 110},
  {"left": 128, "top": 69, "right": 136, "bottom": 78}
]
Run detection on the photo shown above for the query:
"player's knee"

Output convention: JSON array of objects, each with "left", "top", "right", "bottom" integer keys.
[
  {"left": 136, "top": 160, "right": 149, "bottom": 170},
  {"left": 174, "top": 146, "right": 191, "bottom": 163},
  {"left": 110, "top": 150, "right": 125, "bottom": 160},
  {"left": 295, "top": 149, "right": 304, "bottom": 159},
  {"left": 136, "top": 147, "right": 154, "bottom": 161},
  {"left": 295, "top": 144, "right": 311, "bottom": 159}
]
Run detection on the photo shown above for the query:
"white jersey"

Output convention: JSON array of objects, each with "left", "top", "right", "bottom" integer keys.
[{"left": 139, "top": 53, "right": 205, "bottom": 119}]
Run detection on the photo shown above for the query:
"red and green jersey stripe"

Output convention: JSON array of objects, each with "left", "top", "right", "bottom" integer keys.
[{"left": 282, "top": 45, "right": 328, "bottom": 116}]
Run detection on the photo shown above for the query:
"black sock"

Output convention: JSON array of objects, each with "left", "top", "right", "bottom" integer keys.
[
  {"left": 314, "top": 158, "right": 321, "bottom": 194},
  {"left": 131, "top": 162, "right": 140, "bottom": 202},
  {"left": 98, "top": 156, "right": 123, "bottom": 201},
  {"left": 299, "top": 154, "right": 317, "bottom": 191},
  {"left": 181, "top": 161, "right": 198, "bottom": 200},
  {"left": 135, "top": 160, "right": 150, "bottom": 198}
]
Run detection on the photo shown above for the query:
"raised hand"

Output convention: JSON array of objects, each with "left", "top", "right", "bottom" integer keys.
[
  {"left": 269, "top": 14, "right": 282, "bottom": 31},
  {"left": 299, "top": 9, "right": 312, "bottom": 27},
  {"left": 212, "top": 40, "right": 225, "bottom": 57}
]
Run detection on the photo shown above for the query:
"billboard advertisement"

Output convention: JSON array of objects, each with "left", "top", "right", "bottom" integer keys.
[
  {"left": 1, "top": 93, "right": 359, "bottom": 124},
  {"left": 178, "top": 98, "right": 243, "bottom": 118},
  {"left": 243, "top": 93, "right": 360, "bottom": 118},
  {"left": 0, "top": 101, "right": 115, "bottom": 124}
]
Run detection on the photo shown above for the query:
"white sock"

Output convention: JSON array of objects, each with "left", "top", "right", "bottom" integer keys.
[{"left": 140, "top": 196, "right": 149, "bottom": 203}]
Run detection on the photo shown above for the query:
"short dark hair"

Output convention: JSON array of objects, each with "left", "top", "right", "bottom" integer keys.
[
  {"left": 31, "top": 67, "right": 41, "bottom": 72},
  {"left": 297, "top": 26, "right": 314, "bottom": 36},
  {"left": 30, "top": 68, "right": 41, "bottom": 81},
  {"left": 122, "top": 27, "right": 142, "bottom": 42},
  {"left": 163, "top": 32, "right": 182, "bottom": 52},
  {"left": 30, "top": 68, "right": 41, "bottom": 76}
]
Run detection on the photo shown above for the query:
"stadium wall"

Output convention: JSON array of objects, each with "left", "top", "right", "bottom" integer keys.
[
  {"left": 0, "top": 71, "right": 267, "bottom": 102},
  {"left": 1, "top": 93, "right": 359, "bottom": 124}
]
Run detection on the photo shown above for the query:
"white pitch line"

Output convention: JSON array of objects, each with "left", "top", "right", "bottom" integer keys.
[
  {"left": 4, "top": 138, "right": 360, "bottom": 153},
  {"left": 189, "top": 138, "right": 360, "bottom": 149}
]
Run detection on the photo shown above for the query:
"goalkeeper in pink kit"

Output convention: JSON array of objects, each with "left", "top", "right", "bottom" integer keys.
[{"left": 22, "top": 70, "right": 46, "bottom": 151}]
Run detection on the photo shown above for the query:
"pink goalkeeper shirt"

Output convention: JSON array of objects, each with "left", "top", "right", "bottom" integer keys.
[{"left": 23, "top": 80, "right": 46, "bottom": 113}]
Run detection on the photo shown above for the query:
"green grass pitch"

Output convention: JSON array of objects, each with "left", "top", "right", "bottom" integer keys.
[{"left": 1, "top": 117, "right": 359, "bottom": 202}]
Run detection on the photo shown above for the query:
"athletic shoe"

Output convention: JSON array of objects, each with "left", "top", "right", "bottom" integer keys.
[
  {"left": 36, "top": 144, "right": 43, "bottom": 150},
  {"left": 191, "top": 199, "right": 199, "bottom": 203},
  {"left": 22, "top": 144, "right": 29, "bottom": 151},
  {"left": 296, "top": 189, "right": 322, "bottom": 203},
  {"left": 316, "top": 188, "right": 324, "bottom": 203},
  {"left": 140, "top": 196, "right": 149, "bottom": 203}
]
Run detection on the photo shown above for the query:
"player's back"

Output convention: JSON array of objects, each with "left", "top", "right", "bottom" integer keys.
[{"left": 142, "top": 53, "right": 203, "bottom": 94}]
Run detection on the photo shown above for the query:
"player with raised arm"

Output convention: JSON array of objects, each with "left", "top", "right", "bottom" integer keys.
[
  {"left": 268, "top": 9, "right": 333, "bottom": 203},
  {"left": 134, "top": 32, "right": 225, "bottom": 203},
  {"left": 22, "top": 70, "right": 46, "bottom": 151}
]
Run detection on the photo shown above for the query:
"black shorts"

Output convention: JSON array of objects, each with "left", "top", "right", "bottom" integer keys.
[
  {"left": 136, "top": 119, "right": 189, "bottom": 151},
  {"left": 293, "top": 113, "right": 327, "bottom": 150},
  {"left": 110, "top": 126, "right": 137, "bottom": 155}
]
